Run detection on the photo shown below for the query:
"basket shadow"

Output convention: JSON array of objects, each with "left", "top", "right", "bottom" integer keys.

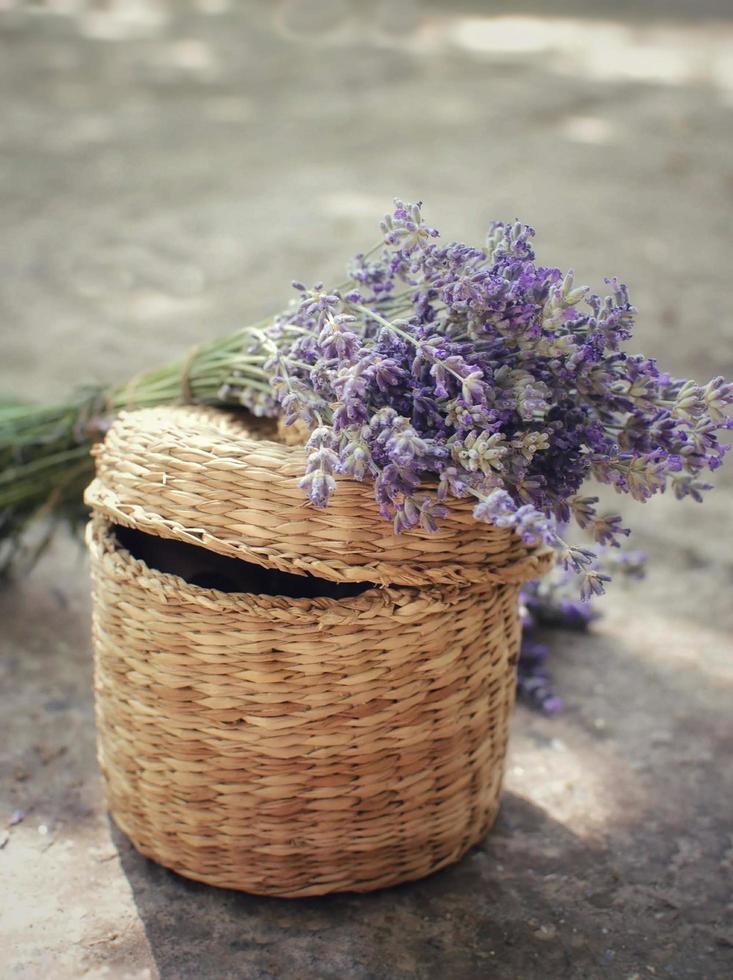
[{"left": 109, "top": 793, "right": 600, "bottom": 980}]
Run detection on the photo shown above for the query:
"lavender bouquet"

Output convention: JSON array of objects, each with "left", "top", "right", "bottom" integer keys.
[
  {"left": 1, "top": 201, "right": 731, "bottom": 706},
  {"left": 227, "top": 203, "right": 730, "bottom": 594}
]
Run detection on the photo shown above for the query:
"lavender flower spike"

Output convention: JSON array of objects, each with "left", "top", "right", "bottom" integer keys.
[{"left": 234, "top": 199, "right": 732, "bottom": 601}]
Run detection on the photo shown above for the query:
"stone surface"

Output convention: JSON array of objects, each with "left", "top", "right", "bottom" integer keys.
[{"left": 1, "top": 3, "right": 732, "bottom": 978}]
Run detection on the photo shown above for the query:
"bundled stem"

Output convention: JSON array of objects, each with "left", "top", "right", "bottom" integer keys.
[{"left": 0, "top": 324, "right": 273, "bottom": 577}]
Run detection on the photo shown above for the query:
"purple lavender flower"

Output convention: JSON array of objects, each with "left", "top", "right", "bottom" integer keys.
[
  {"left": 516, "top": 639, "right": 564, "bottom": 715},
  {"left": 228, "top": 199, "right": 732, "bottom": 600},
  {"left": 518, "top": 541, "right": 646, "bottom": 712}
]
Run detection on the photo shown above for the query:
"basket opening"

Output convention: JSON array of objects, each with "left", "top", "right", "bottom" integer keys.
[{"left": 112, "top": 524, "right": 375, "bottom": 599}]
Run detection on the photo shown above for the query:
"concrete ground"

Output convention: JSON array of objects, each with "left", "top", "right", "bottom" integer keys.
[{"left": 1, "top": 2, "right": 732, "bottom": 978}]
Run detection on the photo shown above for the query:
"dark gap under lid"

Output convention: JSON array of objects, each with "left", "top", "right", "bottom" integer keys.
[{"left": 113, "top": 524, "right": 374, "bottom": 599}]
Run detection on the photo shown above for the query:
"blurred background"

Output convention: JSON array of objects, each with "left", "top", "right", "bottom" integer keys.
[{"left": 1, "top": 2, "right": 732, "bottom": 978}]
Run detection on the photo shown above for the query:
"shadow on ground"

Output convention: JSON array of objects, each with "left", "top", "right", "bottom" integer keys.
[{"left": 111, "top": 796, "right": 600, "bottom": 980}]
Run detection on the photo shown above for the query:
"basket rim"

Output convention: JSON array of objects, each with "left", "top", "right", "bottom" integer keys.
[
  {"left": 86, "top": 516, "right": 456, "bottom": 619},
  {"left": 85, "top": 405, "right": 555, "bottom": 588}
]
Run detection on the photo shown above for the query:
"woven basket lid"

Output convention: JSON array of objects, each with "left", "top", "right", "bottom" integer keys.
[{"left": 84, "top": 406, "right": 553, "bottom": 587}]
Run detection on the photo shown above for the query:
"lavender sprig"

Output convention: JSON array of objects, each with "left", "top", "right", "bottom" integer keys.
[
  {"left": 223, "top": 200, "right": 731, "bottom": 600},
  {"left": 518, "top": 542, "right": 646, "bottom": 713}
]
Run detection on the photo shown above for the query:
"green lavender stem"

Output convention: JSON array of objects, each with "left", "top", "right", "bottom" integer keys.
[{"left": 0, "top": 322, "right": 276, "bottom": 577}]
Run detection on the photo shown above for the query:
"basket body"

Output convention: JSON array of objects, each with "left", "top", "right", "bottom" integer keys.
[{"left": 86, "top": 407, "right": 552, "bottom": 897}]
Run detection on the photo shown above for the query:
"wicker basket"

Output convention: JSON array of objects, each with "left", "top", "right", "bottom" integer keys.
[{"left": 85, "top": 406, "right": 553, "bottom": 897}]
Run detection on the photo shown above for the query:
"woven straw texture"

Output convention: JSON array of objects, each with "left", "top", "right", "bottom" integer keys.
[
  {"left": 85, "top": 406, "right": 553, "bottom": 588},
  {"left": 86, "top": 406, "right": 553, "bottom": 896}
]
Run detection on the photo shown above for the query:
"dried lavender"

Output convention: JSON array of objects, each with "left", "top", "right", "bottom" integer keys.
[
  {"left": 2, "top": 200, "right": 731, "bottom": 597},
  {"left": 223, "top": 200, "right": 732, "bottom": 598},
  {"left": 516, "top": 640, "right": 563, "bottom": 715},
  {"left": 517, "top": 544, "right": 646, "bottom": 713}
]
